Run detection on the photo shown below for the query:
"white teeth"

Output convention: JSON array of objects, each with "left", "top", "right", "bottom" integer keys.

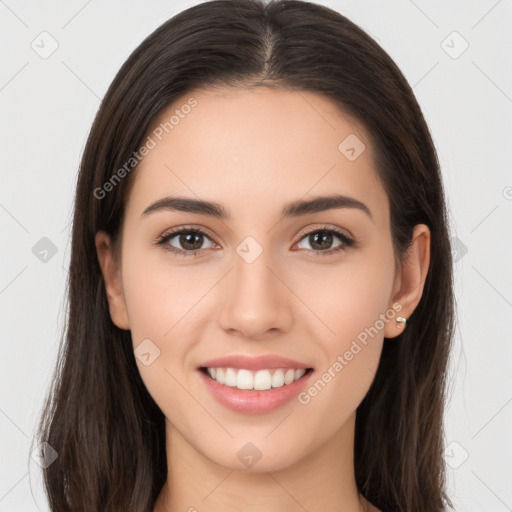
[
  {"left": 284, "top": 369, "right": 295, "bottom": 385},
  {"left": 271, "top": 369, "right": 285, "bottom": 388},
  {"left": 204, "top": 367, "right": 309, "bottom": 390},
  {"left": 224, "top": 368, "right": 237, "bottom": 387},
  {"left": 253, "top": 370, "right": 272, "bottom": 390},
  {"left": 237, "top": 369, "right": 254, "bottom": 389},
  {"left": 295, "top": 369, "right": 306, "bottom": 380}
]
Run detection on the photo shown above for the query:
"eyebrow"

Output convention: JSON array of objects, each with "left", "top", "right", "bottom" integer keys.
[{"left": 141, "top": 193, "right": 372, "bottom": 222}]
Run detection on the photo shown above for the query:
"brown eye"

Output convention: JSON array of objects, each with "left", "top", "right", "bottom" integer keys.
[
  {"left": 307, "top": 231, "right": 336, "bottom": 250},
  {"left": 157, "top": 228, "right": 217, "bottom": 257},
  {"left": 177, "top": 232, "right": 204, "bottom": 251},
  {"left": 295, "top": 227, "right": 355, "bottom": 256}
]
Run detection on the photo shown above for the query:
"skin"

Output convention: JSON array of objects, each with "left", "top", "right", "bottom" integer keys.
[{"left": 95, "top": 86, "right": 430, "bottom": 512}]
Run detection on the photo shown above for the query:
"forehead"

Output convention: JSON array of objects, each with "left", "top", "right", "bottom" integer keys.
[{"left": 124, "top": 86, "right": 388, "bottom": 225}]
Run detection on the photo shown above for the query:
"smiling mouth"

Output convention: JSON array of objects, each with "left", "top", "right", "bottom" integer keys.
[{"left": 199, "top": 366, "right": 314, "bottom": 391}]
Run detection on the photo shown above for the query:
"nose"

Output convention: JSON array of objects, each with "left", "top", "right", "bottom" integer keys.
[{"left": 217, "top": 245, "right": 293, "bottom": 339}]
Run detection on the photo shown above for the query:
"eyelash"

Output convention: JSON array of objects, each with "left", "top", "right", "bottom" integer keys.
[{"left": 155, "top": 225, "right": 356, "bottom": 258}]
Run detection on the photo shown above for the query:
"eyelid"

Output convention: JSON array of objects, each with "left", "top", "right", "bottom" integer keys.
[
  {"left": 158, "top": 225, "right": 218, "bottom": 244},
  {"left": 294, "top": 223, "right": 354, "bottom": 242}
]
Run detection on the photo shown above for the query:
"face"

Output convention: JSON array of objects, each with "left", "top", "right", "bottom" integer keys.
[{"left": 96, "top": 86, "right": 428, "bottom": 473}]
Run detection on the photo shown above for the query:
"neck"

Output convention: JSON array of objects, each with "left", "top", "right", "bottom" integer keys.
[{"left": 154, "top": 412, "right": 378, "bottom": 512}]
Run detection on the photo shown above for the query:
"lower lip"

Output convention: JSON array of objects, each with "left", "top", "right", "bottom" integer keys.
[{"left": 198, "top": 368, "right": 314, "bottom": 414}]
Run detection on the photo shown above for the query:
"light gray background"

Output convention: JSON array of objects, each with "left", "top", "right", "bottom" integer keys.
[{"left": 1, "top": 1, "right": 511, "bottom": 510}]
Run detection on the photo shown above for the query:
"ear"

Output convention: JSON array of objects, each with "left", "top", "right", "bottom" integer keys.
[
  {"left": 95, "top": 230, "right": 130, "bottom": 330},
  {"left": 384, "top": 224, "right": 430, "bottom": 339}
]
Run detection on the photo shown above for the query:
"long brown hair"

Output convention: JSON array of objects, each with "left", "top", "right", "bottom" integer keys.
[{"left": 35, "top": 1, "right": 455, "bottom": 510}]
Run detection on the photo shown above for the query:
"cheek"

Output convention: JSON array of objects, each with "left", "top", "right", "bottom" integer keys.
[
  {"left": 121, "top": 242, "right": 212, "bottom": 339},
  {"left": 120, "top": 244, "right": 218, "bottom": 399},
  {"left": 304, "top": 242, "right": 396, "bottom": 346},
  {"left": 120, "top": 254, "right": 201, "bottom": 428},
  {"left": 298, "top": 245, "right": 395, "bottom": 407}
]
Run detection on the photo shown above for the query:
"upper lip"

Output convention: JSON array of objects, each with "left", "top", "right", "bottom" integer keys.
[{"left": 198, "top": 354, "right": 313, "bottom": 371}]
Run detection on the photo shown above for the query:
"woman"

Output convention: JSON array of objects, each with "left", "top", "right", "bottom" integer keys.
[{"left": 35, "top": 0, "right": 455, "bottom": 510}]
